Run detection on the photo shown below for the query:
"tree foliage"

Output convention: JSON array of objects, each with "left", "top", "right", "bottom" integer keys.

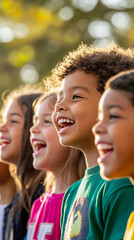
[{"left": 0, "top": 0, "right": 134, "bottom": 106}]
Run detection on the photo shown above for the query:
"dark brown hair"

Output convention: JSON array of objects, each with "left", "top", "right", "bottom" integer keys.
[
  {"left": 0, "top": 84, "right": 45, "bottom": 213},
  {"left": 52, "top": 42, "right": 134, "bottom": 94},
  {"left": 106, "top": 69, "right": 134, "bottom": 106}
]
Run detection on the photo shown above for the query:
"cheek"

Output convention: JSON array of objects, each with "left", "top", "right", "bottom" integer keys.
[
  {"left": 14, "top": 128, "right": 24, "bottom": 142},
  {"left": 52, "top": 111, "right": 57, "bottom": 128},
  {"left": 76, "top": 106, "right": 98, "bottom": 125},
  {"left": 52, "top": 110, "right": 56, "bottom": 122},
  {"left": 44, "top": 128, "right": 60, "bottom": 143}
]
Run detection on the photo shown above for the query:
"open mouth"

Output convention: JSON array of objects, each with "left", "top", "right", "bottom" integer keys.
[
  {"left": 57, "top": 118, "right": 75, "bottom": 131},
  {"left": 32, "top": 140, "right": 47, "bottom": 153},
  {"left": 0, "top": 138, "right": 10, "bottom": 148},
  {"left": 97, "top": 143, "right": 113, "bottom": 158}
]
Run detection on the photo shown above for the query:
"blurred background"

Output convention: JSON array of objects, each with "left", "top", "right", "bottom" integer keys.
[{"left": 0, "top": 0, "right": 134, "bottom": 106}]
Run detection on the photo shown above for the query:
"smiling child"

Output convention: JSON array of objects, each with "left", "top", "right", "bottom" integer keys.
[
  {"left": 93, "top": 69, "right": 134, "bottom": 240},
  {"left": 52, "top": 42, "right": 134, "bottom": 239}
]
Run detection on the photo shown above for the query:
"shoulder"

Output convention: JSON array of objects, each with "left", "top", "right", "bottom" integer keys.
[
  {"left": 32, "top": 192, "right": 46, "bottom": 209},
  {"left": 103, "top": 178, "right": 134, "bottom": 198},
  {"left": 64, "top": 179, "right": 82, "bottom": 199},
  {"left": 101, "top": 178, "right": 134, "bottom": 214}
]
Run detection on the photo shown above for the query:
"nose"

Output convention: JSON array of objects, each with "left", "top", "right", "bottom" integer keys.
[
  {"left": 0, "top": 122, "right": 7, "bottom": 132},
  {"left": 92, "top": 121, "right": 105, "bottom": 136},
  {"left": 30, "top": 122, "right": 40, "bottom": 134},
  {"left": 55, "top": 100, "right": 67, "bottom": 112}
]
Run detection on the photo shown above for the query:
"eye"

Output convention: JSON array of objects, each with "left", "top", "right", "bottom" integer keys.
[
  {"left": 109, "top": 114, "right": 120, "bottom": 120},
  {"left": 72, "top": 94, "right": 83, "bottom": 100},
  {"left": 11, "top": 119, "right": 18, "bottom": 124},
  {"left": 44, "top": 119, "right": 52, "bottom": 124}
]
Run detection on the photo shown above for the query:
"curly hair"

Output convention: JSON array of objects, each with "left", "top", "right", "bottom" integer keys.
[
  {"left": 52, "top": 42, "right": 134, "bottom": 94},
  {"left": 106, "top": 69, "right": 134, "bottom": 106}
]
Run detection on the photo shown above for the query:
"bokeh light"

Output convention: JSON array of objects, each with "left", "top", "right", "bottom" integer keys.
[
  {"left": 20, "top": 64, "right": 39, "bottom": 83},
  {"left": 88, "top": 20, "right": 111, "bottom": 39},
  {"left": 101, "top": 0, "right": 134, "bottom": 9},
  {"left": 72, "top": 0, "right": 99, "bottom": 12},
  {"left": 111, "top": 12, "right": 132, "bottom": 30},
  {"left": 59, "top": 7, "right": 74, "bottom": 21}
]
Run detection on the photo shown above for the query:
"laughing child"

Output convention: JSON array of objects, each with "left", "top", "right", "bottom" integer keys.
[
  {"left": 93, "top": 69, "right": 134, "bottom": 240},
  {"left": 25, "top": 91, "right": 86, "bottom": 240},
  {"left": 0, "top": 85, "right": 45, "bottom": 240},
  {"left": 52, "top": 42, "right": 134, "bottom": 239}
]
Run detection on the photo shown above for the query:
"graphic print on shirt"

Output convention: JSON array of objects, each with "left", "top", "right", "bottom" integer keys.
[
  {"left": 27, "top": 223, "right": 53, "bottom": 240},
  {"left": 64, "top": 196, "right": 89, "bottom": 239}
]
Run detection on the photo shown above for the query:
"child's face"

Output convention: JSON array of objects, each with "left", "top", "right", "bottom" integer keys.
[
  {"left": 30, "top": 96, "right": 70, "bottom": 173},
  {"left": 92, "top": 89, "right": 134, "bottom": 180},
  {"left": 0, "top": 99, "right": 25, "bottom": 165},
  {"left": 53, "top": 71, "right": 101, "bottom": 152}
]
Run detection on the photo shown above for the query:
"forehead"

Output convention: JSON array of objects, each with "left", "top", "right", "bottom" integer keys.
[
  {"left": 36, "top": 97, "right": 54, "bottom": 115},
  {"left": 3, "top": 99, "right": 23, "bottom": 117},
  {"left": 60, "top": 71, "right": 98, "bottom": 94},
  {"left": 99, "top": 89, "right": 133, "bottom": 110}
]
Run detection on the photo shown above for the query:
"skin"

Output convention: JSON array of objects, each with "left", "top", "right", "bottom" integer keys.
[
  {"left": 0, "top": 99, "right": 25, "bottom": 165},
  {"left": 92, "top": 89, "right": 134, "bottom": 183},
  {"left": 30, "top": 96, "right": 71, "bottom": 193},
  {"left": 53, "top": 71, "right": 101, "bottom": 168}
]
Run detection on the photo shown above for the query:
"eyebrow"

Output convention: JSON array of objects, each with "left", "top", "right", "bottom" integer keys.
[
  {"left": 9, "top": 113, "right": 24, "bottom": 118},
  {"left": 106, "top": 104, "right": 124, "bottom": 111},
  {"left": 34, "top": 113, "right": 51, "bottom": 119},
  {"left": 59, "top": 86, "right": 89, "bottom": 96}
]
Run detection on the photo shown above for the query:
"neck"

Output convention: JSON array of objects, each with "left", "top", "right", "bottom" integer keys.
[
  {"left": 53, "top": 172, "right": 69, "bottom": 194},
  {"left": 84, "top": 146, "right": 99, "bottom": 169},
  {"left": 54, "top": 176, "right": 68, "bottom": 194},
  {"left": 0, "top": 177, "right": 16, "bottom": 205}
]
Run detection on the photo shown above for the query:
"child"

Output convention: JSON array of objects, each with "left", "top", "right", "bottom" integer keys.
[
  {"left": 0, "top": 161, "right": 16, "bottom": 239},
  {"left": 52, "top": 42, "right": 134, "bottom": 239},
  {"left": 25, "top": 91, "right": 86, "bottom": 240},
  {"left": 92, "top": 69, "right": 134, "bottom": 240},
  {"left": 0, "top": 85, "right": 45, "bottom": 240}
]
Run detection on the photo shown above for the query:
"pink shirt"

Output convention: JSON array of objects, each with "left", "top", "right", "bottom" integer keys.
[{"left": 26, "top": 191, "right": 64, "bottom": 240}]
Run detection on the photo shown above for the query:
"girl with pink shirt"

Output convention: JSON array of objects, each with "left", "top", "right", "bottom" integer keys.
[{"left": 26, "top": 91, "right": 86, "bottom": 240}]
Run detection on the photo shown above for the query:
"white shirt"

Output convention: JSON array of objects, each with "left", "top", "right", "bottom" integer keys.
[{"left": 0, "top": 204, "right": 7, "bottom": 240}]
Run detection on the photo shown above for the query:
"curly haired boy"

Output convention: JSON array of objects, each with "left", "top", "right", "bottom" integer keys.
[{"left": 52, "top": 42, "right": 134, "bottom": 240}]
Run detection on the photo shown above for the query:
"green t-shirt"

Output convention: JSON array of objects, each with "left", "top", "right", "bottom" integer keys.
[{"left": 61, "top": 165, "right": 134, "bottom": 240}]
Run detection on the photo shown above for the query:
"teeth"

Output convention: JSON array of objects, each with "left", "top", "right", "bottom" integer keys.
[
  {"left": 97, "top": 144, "right": 113, "bottom": 150},
  {"left": 58, "top": 119, "right": 74, "bottom": 125},
  {"left": 33, "top": 140, "right": 45, "bottom": 146}
]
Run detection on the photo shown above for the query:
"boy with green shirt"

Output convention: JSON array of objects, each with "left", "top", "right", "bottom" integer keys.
[
  {"left": 52, "top": 43, "right": 134, "bottom": 239},
  {"left": 93, "top": 69, "right": 134, "bottom": 239}
]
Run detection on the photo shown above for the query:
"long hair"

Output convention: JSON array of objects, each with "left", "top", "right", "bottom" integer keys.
[{"left": 0, "top": 84, "right": 45, "bottom": 214}]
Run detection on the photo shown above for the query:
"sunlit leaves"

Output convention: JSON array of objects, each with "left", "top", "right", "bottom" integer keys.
[
  {"left": 8, "top": 45, "right": 35, "bottom": 67},
  {"left": 1, "top": 0, "right": 54, "bottom": 43}
]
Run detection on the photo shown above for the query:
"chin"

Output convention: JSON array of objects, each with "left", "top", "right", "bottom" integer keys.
[
  {"left": 59, "top": 137, "right": 69, "bottom": 147},
  {"left": 59, "top": 136, "right": 79, "bottom": 149},
  {"left": 33, "top": 160, "right": 39, "bottom": 170},
  {"left": 100, "top": 168, "right": 113, "bottom": 181}
]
